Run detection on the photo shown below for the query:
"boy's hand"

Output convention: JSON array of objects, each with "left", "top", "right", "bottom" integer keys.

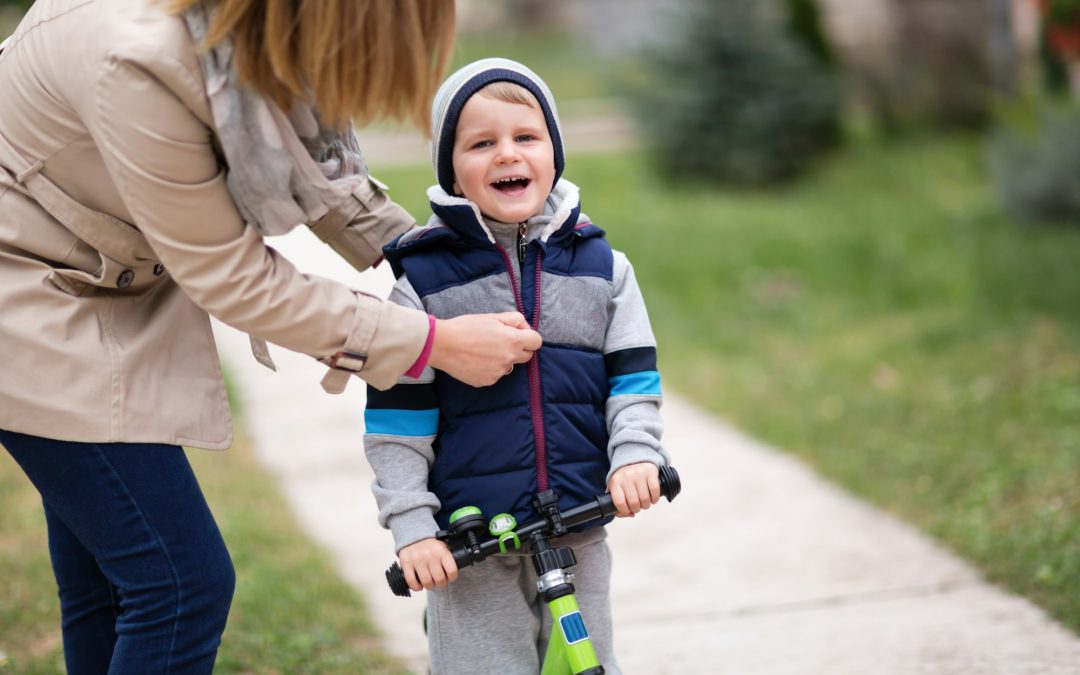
[
  {"left": 398, "top": 538, "right": 458, "bottom": 592},
  {"left": 607, "top": 462, "right": 661, "bottom": 518}
]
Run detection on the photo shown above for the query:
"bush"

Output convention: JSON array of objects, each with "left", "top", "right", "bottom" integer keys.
[
  {"left": 784, "top": 0, "right": 836, "bottom": 69},
  {"left": 990, "top": 99, "right": 1080, "bottom": 225},
  {"left": 628, "top": 0, "right": 840, "bottom": 186}
]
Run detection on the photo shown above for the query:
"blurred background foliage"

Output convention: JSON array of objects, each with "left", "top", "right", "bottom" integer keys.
[
  {"left": 625, "top": 0, "right": 842, "bottom": 186},
  {"left": 403, "top": 0, "right": 1080, "bottom": 635},
  {"left": 446, "top": 0, "right": 1080, "bottom": 223},
  {"left": 1, "top": 0, "right": 1078, "bottom": 662}
]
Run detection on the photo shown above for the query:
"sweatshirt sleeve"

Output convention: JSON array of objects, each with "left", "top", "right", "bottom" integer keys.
[
  {"left": 604, "top": 250, "right": 669, "bottom": 480},
  {"left": 363, "top": 276, "right": 442, "bottom": 552},
  {"left": 87, "top": 51, "right": 427, "bottom": 391}
]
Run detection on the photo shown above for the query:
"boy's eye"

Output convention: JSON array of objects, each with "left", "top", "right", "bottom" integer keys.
[
  {"left": 471, "top": 140, "right": 493, "bottom": 149},
  {"left": 515, "top": 134, "right": 536, "bottom": 143}
]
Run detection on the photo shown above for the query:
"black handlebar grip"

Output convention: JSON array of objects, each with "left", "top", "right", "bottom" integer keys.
[
  {"left": 386, "top": 562, "right": 411, "bottom": 597},
  {"left": 453, "top": 547, "right": 477, "bottom": 570},
  {"left": 384, "top": 542, "right": 483, "bottom": 598},
  {"left": 659, "top": 465, "right": 681, "bottom": 502}
]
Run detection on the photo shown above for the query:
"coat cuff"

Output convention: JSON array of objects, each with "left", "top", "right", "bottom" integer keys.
[
  {"left": 404, "top": 314, "right": 436, "bottom": 378},
  {"left": 607, "top": 443, "right": 667, "bottom": 482},
  {"left": 387, "top": 507, "right": 441, "bottom": 554},
  {"left": 320, "top": 293, "right": 429, "bottom": 393}
]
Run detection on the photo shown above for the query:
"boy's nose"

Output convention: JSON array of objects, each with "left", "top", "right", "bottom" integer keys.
[{"left": 494, "top": 140, "right": 520, "bottom": 164}]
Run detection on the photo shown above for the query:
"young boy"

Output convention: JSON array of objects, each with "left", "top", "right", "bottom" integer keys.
[{"left": 363, "top": 58, "right": 668, "bottom": 675}]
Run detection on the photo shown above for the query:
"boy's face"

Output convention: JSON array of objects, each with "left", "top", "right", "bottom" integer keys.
[{"left": 451, "top": 94, "right": 555, "bottom": 224}]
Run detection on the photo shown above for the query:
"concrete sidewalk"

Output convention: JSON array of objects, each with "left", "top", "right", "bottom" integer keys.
[{"left": 213, "top": 228, "right": 1080, "bottom": 674}]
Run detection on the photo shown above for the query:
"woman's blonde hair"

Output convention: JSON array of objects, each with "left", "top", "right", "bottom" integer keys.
[{"left": 170, "top": 0, "right": 455, "bottom": 131}]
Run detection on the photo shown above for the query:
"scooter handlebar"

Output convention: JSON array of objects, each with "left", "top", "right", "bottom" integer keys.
[{"left": 386, "top": 465, "right": 681, "bottom": 597}]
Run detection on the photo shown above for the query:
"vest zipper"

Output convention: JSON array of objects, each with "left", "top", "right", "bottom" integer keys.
[
  {"left": 517, "top": 222, "right": 528, "bottom": 263},
  {"left": 529, "top": 250, "right": 547, "bottom": 490},
  {"left": 495, "top": 242, "right": 549, "bottom": 492}
]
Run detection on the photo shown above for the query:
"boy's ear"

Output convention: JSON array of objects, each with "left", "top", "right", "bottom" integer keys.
[{"left": 452, "top": 181, "right": 462, "bottom": 196}]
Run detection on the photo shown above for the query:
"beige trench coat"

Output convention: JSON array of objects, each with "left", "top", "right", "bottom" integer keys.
[{"left": 0, "top": 0, "right": 428, "bottom": 449}]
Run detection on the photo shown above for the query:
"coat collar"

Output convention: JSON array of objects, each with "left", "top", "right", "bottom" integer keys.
[
  {"left": 426, "top": 178, "right": 585, "bottom": 247},
  {"left": 384, "top": 178, "right": 605, "bottom": 278}
]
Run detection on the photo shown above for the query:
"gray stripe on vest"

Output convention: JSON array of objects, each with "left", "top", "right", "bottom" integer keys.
[
  {"left": 537, "top": 272, "right": 610, "bottom": 350},
  {"left": 422, "top": 273, "right": 519, "bottom": 317},
  {"left": 422, "top": 270, "right": 611, "bottom": 351}
]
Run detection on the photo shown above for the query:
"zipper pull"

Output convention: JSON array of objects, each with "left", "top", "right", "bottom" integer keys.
[{"left": 518, "top": 222, "right": 528, "bottom": 263}]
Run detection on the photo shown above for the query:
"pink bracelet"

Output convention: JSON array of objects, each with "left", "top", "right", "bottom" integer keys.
[{"left": 404, "top": 313, "right": 436, "bottom": 378}]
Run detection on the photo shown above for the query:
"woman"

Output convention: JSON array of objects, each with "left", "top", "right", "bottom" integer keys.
[{"left": 0, "top": 0, "right": 540, "bottom": 671}]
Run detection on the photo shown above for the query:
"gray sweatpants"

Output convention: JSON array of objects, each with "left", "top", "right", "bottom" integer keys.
[{"left": 426, "top": 527, "right": 621, "bottom": 675}]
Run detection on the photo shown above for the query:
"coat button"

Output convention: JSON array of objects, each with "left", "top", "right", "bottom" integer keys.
[
  {"left": 117, "top": 269, "right": 135, "bottom": 288},
  {"left": 153, "top": 263, "right": 165, "bottom": 276}
]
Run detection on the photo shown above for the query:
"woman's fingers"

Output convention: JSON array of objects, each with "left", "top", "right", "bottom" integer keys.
[
  {"left": 497, "top": 312, "right": 542, "bottom": 364},
  {"left": 428, "top": 314, "right": 543, "bottom": 386},
  {"left": 495, "top": 311, "right": 530, "bottom": 330}
]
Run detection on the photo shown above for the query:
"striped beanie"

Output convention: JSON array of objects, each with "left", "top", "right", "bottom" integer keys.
[{"left": 430, "top": 58, "right": 564, "bottom": 195}]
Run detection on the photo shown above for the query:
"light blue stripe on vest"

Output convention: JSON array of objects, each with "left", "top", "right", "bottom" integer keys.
[
  {"left": 364, "top": 409, "right": 439, "bottom": 437},
  {"left": 608, "top": 371, "right": 662, "bottom": 397}
]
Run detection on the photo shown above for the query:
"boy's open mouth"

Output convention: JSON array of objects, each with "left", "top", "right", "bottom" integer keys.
[{"left": 491, "top": 176, "right": 531, "bottom": 193}]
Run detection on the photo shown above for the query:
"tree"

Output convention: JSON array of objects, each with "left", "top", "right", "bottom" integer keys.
[
  {"left": 629, "top": 0, "right": 841, "bottom": 186},
  {"left": 785, "top": 0, "right": 836, "bottom": 68}
]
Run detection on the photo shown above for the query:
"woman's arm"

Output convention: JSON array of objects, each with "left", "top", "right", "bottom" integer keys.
[
  {"left": 306, "top": 175, "right": 416, "bottom": 273},
  {"left": 87, "top": 51, "right": 539, "bottom": 389},
  {"left": 87, "top": 52, "right": 426, "bottom": 388}
]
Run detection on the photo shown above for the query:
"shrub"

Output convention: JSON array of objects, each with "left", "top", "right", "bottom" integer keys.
[
  {"left": 628, "top": 0, "right": 840, "bottom": 187},
  {"left": 784, "top": 0, "right": 836, "bottom": 69},
  {"left": 990, "top": 99, "right": 1080, "bottom": 225}
]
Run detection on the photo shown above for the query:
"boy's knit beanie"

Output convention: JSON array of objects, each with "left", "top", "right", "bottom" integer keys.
[{"left": 430, "top": 58, "right": 564, "bottom": 196}]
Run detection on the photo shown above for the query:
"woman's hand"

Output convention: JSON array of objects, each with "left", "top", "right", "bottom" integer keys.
[
  {"left": 398, "top": 538, "right": 458, "bottom": 593},
  {"left": 427, "top": 313, "right": 542, "bottom": 387},
  {"left": 607, "top": 462, "right": 661, "bottom": 518}
]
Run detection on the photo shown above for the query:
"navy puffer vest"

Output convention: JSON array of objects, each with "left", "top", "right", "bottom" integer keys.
[{"left": 383, "top": 189, "right": 614, "bottom": 531}]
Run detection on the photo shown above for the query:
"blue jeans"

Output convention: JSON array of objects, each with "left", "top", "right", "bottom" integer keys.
[{"left": 0, "top": 430, "right": 235, "bottom": 674}]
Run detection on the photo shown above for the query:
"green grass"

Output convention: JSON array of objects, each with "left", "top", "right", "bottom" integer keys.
[
  {"left": 0, "top": 440, "right": 406, "bottom": 674},
  {"left": 0, "top": 451, "right": 60, "bottom": 672},
  {"left": 373, "top": 135, "right": 1080, "bottom": 635}
]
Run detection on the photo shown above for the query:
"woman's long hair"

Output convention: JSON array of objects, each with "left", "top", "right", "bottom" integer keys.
[{"left": 170, "top": 0, "right": 455, "bottom": 130}]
